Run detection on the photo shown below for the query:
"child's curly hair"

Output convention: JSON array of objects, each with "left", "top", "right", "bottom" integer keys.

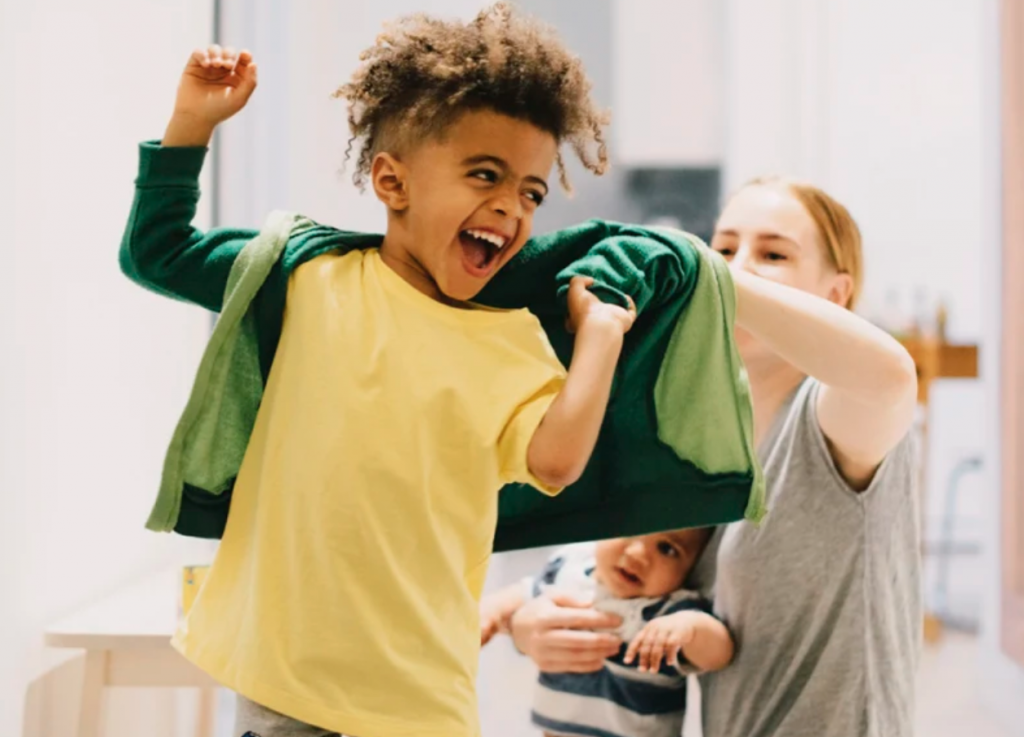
[{"left": 334, "top": 3, "right": 609, "bottom": 193}]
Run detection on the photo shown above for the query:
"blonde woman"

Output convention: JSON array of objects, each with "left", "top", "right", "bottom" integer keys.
[{"left": 509, "top": 178, "right": 921, "bottom": 737}]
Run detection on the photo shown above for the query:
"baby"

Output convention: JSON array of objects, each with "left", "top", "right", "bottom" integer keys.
[{"left": 480, "top": 529, "right": 732, "bottom": 737}]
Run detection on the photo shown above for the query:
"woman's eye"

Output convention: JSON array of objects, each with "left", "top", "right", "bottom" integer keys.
[
  {"left": 765, "top": 252, "right": 787, "bottom": 262},
  {"left": 715, "top": 247, "right": 734, "bottom": 258}
]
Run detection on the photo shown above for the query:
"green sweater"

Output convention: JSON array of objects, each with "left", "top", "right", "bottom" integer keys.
[{"left": 121, "top": 141, "right": 764, "bottom": 552}]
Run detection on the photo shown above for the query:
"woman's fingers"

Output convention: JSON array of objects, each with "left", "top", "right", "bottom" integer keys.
[
  {"left": 534, "top": 630, "right": 621, "bottom": 673},
  {"left": 546, "top": 607, "right": 622, "bottom": 633}
]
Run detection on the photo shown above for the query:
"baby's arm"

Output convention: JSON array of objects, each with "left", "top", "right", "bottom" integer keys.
[
  {"left": 527, "top": 277, "right": 636, "bottom": 489},
  {"left": 624, "top": 610, "right": 734, "bottom": 674},
  {"left": 479, "top": 584, "right": 527, "bottom": 646}
]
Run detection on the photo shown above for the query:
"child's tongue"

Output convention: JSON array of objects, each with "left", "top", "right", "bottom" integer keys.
[{"left": 460, "top": 233, "right": 491, "bottom": 269}]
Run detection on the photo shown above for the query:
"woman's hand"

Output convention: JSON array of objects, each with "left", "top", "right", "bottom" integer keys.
[{"left": 509, "top": 592, "right": 623, "bottom": 673}]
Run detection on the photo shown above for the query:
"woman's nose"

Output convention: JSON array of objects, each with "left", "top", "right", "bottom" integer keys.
[{"left": 730, "top": 248, "right": 755, "bottom": 275}]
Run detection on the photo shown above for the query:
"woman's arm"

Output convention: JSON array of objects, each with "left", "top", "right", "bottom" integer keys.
[{"left": 733, "top": 270, "right": 917, "bottom": 487}]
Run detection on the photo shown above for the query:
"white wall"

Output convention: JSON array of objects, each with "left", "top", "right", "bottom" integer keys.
[
  {"left": 3, "top": 1, "right": 217, "bottom": 734},
  {"left": 611, "top": 0, "right": 725, "bottom": 166},
  {"left": 722, "top": 0, "right": 832, "bottom": 190},
  {"left": 725, "top": 0, "right": 985, "bottom": 341}
]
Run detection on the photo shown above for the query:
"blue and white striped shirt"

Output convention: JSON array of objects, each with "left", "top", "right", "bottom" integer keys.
[{"left": 526, "top": 543, "right": 713, "bottom": 737}]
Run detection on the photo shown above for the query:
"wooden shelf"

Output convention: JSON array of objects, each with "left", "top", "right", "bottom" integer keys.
[{"left": 899, "top": 338, "right": 979, "bottom": 403}]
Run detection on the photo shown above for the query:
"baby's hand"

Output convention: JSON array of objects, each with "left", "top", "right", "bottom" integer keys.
[
  {"left": 566, "top": 277, "right": 637, "bottom": 336},
  {"left": 480, "top": 612, "right": 501, "bottom": 647},
  {"left": 173, "top": 45, "right": 258, "bottom": 129},
  {"left": 623, "top": 612, "right": 698, "bottom": 673},
  {"left": 479, "top": 602, "right": 507, "bottom": 647}
]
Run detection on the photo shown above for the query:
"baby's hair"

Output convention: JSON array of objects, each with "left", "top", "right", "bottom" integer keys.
[{"left": 333, "top": 2, "right": 609, "bottom": 193}]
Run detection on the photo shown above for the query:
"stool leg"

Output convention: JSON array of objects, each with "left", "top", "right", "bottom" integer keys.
[
  {"left": 195, "top": 687, "right": 217, "bottom": 737},
  {"left": 75, "top": 651, "right": 106, "bottom": 737}
]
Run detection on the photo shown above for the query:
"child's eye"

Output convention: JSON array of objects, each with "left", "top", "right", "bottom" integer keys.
[
  {"left": 524, "top": 190, "right": 545, "bottom": 206},
  {"left": 657, "top": 541, "right": 679, "bottom": 558},
  {"left": 470, "top": 169, "right": 499, "bottom": 183}
]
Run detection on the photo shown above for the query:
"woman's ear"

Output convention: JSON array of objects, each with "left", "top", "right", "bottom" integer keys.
[
  {"left": 371, "top": 152, "right": 409, "bottom": 212},
  {"left": 827, "top": 272, "right": 855, "bottom": 308}
]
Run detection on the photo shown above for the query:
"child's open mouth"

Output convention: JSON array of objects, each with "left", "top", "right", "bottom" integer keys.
[
  {"left": 459, "top": 228, "right": 509, "bottom": 277},
  {"left": 616, "top": 567, "right": 642, "bottom": 586}
]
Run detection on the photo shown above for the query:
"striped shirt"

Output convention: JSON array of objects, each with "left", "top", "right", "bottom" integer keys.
[{"left": 526, "top": 544, "right": 713, "bottom": 737}]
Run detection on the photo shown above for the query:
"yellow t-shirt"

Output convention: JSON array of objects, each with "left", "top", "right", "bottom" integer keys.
[{"left": 172, "top": 249, "right": 566, "bottom": 737}]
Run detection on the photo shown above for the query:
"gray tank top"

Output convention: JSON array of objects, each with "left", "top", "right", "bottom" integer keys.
[{"left": 698, "top": 379, "right": 922, "bottom": 737}]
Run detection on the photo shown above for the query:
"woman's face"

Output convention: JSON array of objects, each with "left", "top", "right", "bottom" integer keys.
[{"left": 711, "top": 184, "right": 852, "bottom": 360}]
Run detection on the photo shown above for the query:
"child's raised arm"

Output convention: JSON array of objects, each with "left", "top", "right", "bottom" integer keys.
[
  {"left": 162, "top": 46, "right": 258, "bottom": 147},
  {"left": 120, "top": 46, "right": 262, "bottom": 311}
]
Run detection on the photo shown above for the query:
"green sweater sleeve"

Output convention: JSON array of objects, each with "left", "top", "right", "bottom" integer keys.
[
  {"left": 553, "top": 225, "right": 698, "bottom": 314},
  {"left": 119, "top": 140, "right": 260, "bottom": 312}
]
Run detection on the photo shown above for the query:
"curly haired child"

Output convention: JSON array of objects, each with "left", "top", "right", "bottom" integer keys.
[{"left": 121, "top": 4, "right": 633, "bottom": 737}]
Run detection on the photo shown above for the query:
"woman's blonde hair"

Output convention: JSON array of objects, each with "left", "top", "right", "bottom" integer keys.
[{"left": 742, "top": 176, "right": 864, "bottom": 310}]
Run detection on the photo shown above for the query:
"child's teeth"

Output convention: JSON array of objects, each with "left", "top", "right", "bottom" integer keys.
[{"left": 468, "top": 229, "right": 506, "bottom": 249}]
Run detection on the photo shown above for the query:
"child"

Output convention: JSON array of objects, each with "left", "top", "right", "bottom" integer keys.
[
  {"left": 122, "top": 5, "right": 632, "bottom": 737},
  {"left": 480, "top": 530, "right": 733, "bottom": 737}
]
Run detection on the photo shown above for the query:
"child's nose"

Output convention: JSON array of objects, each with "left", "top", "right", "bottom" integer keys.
[
  {"left": 489, "top": 188, "right": 522, "bottom": 220},
  {"left": 625, "top": 539, "right": 648, "bottom": 563}
]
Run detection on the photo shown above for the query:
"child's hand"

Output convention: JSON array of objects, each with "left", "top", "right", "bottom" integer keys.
[
  {"left": 480, "top": 606, "right": 503, "bottom": 647},
  {"left": 623, "top": 612, "right": 698, "bottom": 673},
  {"left": 172, "top": 45, "right": 258, "bottom": 131},
  {"left": 566, "top": 277, "right": 637, "bottom": 336},
  {"left": 479, "top": 597, "right": 512, "bottom": 646}
]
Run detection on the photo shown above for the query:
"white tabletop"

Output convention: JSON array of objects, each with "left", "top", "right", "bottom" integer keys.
[{"left": 45, "top": 568, "right": 180, "bottom": 651}]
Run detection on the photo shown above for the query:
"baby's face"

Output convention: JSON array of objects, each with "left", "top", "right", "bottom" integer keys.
[{"left": 594, "top": 529, "right": 711, "bottom": 599}]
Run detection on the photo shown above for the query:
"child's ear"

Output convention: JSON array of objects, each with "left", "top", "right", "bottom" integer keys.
[{"left": 371, "top": 153, "right": 409, "bottom": 212}]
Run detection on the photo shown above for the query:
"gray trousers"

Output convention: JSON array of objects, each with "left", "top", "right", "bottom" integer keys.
[{"left": 234, "top": 695, "right": 347, "bottom": 737}]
